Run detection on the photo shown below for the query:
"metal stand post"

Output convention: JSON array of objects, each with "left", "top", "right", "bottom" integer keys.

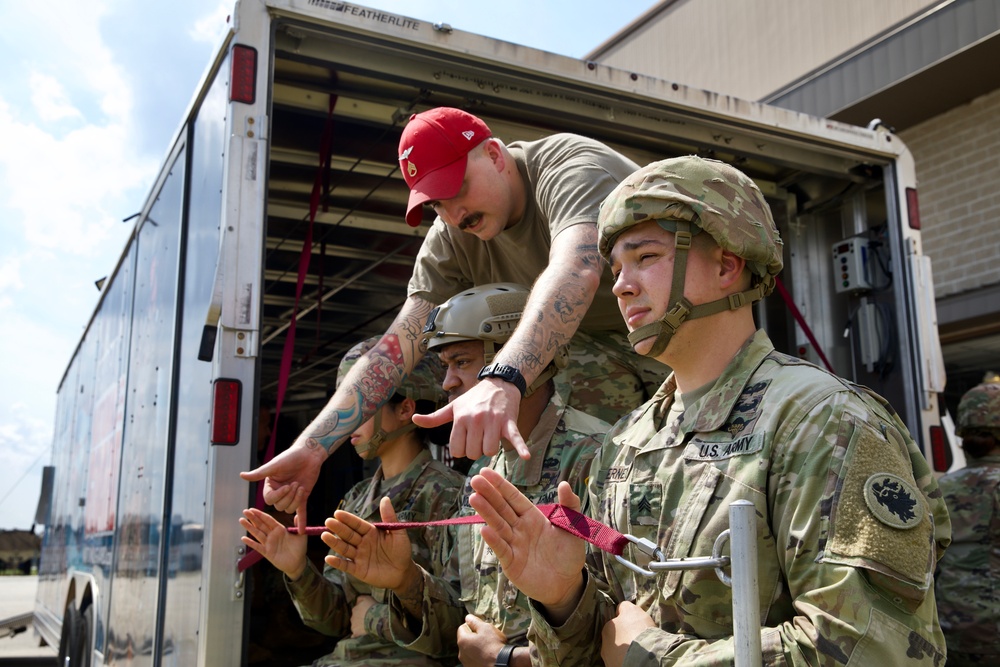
[
  {"left": 616, "top": 500, "right": 763, "bottom": 666},
  {"left": 729, "top": 500, "right": 762, "bottom": 667}
]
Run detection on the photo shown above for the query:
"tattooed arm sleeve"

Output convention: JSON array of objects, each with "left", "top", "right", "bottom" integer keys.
[
  {"left": 490, "top": 223, "right": 603, "bottom": 384},
  {"left": 298, "top": 295, "right": 436, "bottom": 454}
]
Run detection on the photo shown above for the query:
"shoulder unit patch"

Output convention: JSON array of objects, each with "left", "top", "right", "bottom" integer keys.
[{"left": 863, "top": 473, "right": 922, "bottom": 530}]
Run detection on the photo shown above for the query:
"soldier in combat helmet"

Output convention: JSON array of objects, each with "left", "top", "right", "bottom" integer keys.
[
  {"left": 935, "top": 371, "right": 1000, "bottom": 665},
  {"left": 320, "top": 283, "right": 609, "bottom": 667},
  {"left": 468, "top": 156, "right": 950, "bottom": 666},
  {"left": 240, "top": 337, "right": 464, "bottom": 667}
]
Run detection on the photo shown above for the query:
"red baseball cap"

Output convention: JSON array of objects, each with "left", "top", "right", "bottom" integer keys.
[{"left": 398, "top": 107, "right": 492, "bottom": 226}]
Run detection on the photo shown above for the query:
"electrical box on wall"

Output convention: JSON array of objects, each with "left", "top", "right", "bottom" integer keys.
[{"left": 832, "top": 238, "right": 872, "bottom": 293}]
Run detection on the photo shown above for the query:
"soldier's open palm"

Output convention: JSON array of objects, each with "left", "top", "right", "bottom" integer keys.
[
  {"left": 322, "top": 497, "right": 413, "bottom": 590},
  {"left": 470, "top": 468, "right": 586, "bottom": 606}
]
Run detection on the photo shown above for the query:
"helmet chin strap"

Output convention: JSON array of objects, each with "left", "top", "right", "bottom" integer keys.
[
  {"left": 353, "top": 405, "right": 419, "bottom": 458},
  {"left": 626, "top": 220, "right": 775, "bottom": 358}
]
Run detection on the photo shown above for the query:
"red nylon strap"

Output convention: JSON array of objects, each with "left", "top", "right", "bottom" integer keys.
[
  {"left": 238, "top": 503, "right": 629, "bottom": 572},
  {"left": 256, "top": 94, "right": 337, "bottom": 481},
  {"left": 373, "top": 503, "right": 631, "bottom": 556},
  {"left": 774, "top": 275, "right": 835, "bottom": 373},
  {"left": 238, "top": 96, "right": 338, "bottom": 573}
]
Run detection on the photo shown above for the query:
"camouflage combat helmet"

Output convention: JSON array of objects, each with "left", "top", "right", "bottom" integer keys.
[
  {"left": 956, "top": 371, "right": 1000, "bottom": 439},
  {"left": 337, "top": 336, "right": 446, "bottom": 455},
  {"left": 421, "top": 283, "right": 567, "bottom": 396},
  {"left": 598, "top": 155, "right": 784, "bottom": 357}
]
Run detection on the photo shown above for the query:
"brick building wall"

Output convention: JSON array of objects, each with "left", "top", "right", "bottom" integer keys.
[{"left": 901, "top": 88, "right": 1000, "bottom": 299}]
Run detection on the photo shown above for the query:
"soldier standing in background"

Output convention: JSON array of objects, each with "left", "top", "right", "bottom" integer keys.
[{"left": 935, "top": 372, "right": 1000, "bottom": 666}]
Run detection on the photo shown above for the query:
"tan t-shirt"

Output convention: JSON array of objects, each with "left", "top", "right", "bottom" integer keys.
[{"left": 407, "top": 133, "right": 638, "bottom": 333}]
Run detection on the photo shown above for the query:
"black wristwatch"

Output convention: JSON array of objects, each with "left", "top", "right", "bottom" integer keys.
[
  {"left": 478, "top": 363, "right": 528, "bottom": 397},
  {"left": 495, "top": 643, "right": 516, "bottom": 667}
]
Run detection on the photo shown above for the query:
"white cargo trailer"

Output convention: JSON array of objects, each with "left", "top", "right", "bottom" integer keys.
[{"left": 30, "top": 0, "right": 951, "bottom": 665}]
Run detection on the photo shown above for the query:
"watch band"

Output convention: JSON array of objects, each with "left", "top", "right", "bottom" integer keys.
[
  {"left": 477, "top": 363, "right": 528, "bottom": 397},
  {"left": 495, "top": 643, "right": 516, "bottom": 667}
]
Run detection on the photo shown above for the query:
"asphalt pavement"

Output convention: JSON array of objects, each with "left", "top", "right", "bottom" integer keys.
[{"left": 0, "top": 575, "right": 57, "bottom": 664}]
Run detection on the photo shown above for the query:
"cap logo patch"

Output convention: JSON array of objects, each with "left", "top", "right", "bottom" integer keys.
[
  {"left": 863, "top": 473, "right": 922, "bottom": 530},
  {"left": 462, "top": 130, "right": 475, "bottom": 140},
  {"left": 407, "top": 162, "right": 417, "bottom": 178},
  {"left": 399, "top": 146, "right": 413, "bottom": 161}
]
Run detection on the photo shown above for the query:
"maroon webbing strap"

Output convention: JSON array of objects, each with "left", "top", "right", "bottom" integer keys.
[
  {"left": 774, "top": 276, "right": 835, "bottom": 373},
  {"left": 238, "top": 96, "right": 338, "bottom": 573},
  {"left": 253, "top": 94, "right": 338, "bottom": 507},
  {"left": 237, "top": 504, "right": 630, "bottom": 572},
  {"left": 372, "top": 504, "right": 631, "bottom": 556}
]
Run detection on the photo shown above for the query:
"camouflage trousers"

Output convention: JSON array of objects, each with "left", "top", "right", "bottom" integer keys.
[{"left": 556, "top": 329, "right": 669, "bottom": 426}]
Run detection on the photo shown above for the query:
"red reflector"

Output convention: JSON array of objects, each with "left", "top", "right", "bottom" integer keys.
[
  {"left": 230, "top": 45, "right": 257, "bottom": 104},
  {"left": 905, "top": 187, "right": 921, "bottom": 230},
  {"left": 928, "top": 425, "right": 951, "bottom": 473},
  {"left": 212, "top": 379, "right": 242, "bottom": 445}
]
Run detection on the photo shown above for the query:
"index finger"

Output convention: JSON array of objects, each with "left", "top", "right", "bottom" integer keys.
[
  {"left": 293, "top": 505, "right": 307, "bottom": 535},
  {"left": 411, "top": 402, "right": 453, "bottom": 429},
  {"left": 327, "top": 509, "right": 374, "bottom": 538},
  {"left": 501, "top": 417, "right": 530, "bottom": 460}
]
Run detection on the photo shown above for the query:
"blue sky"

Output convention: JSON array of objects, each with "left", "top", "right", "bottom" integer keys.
[{"left": 0, "top": 0, "right": 655, "bottom": 530}]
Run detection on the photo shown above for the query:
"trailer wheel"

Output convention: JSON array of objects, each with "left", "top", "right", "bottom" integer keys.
[
  {"left": 79, "top": 606, "right": 93, "bottom": 667},
  {"left": 57, "top": 605, "right": 83, "bottom": 665}
]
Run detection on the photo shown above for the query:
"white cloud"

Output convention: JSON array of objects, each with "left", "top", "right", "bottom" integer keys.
[
  {"left": 0, "top": 255, "right": 24, "bottom": 293},
  {"left": 0, "top": 96, "right": 156, "bottom": 256},
  {"left": 29, "top": 71, "right": 83, "bottom": 123},
  {"left": 190, "top": 3, "right": 232, "bottom": 45},
  {"left": 0, "top": 404, "right": 52, "bottom": 529},
  {"left": 0, "top": 405, "right": 51, "bottom": 462}
]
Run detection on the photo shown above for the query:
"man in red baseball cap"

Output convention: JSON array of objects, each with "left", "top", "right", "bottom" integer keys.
[
  {"left": 243, "top": 107, "right": 666, "bottom": 512},
  {"left": 397, "top": 107, "right": 493, "bottom": 228}
]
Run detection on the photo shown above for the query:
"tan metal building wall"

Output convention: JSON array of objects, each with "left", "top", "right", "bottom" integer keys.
[
  {"left": 590, "top": 0, "right": 937, "bottom": 101},
  {"left": 591, "top": 0, "right": 1000, "bottom": 404}
]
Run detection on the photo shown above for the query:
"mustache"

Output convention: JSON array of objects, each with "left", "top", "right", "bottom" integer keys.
[{"left": 458, "top": 213, "right": 483, "bottom": 231}]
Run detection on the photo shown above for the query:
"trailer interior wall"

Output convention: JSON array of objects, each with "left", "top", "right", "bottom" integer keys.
[{"left": 257, "top": 5, "right": 938, "bottom": 451}]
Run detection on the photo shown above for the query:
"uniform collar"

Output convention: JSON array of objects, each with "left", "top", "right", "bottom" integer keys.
[
  {"left": 619, "top": 330, "right": 773, "bottom": 446},
  {"left": 680, "top": 330, "right": 773, "bottom": 435}
]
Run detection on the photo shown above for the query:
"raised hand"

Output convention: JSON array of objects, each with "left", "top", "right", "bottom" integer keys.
[
  {"left": 239, "top": 505, "right": 309, "bottom": 580},
  {"left": 240, "top": 442, "right": 325, "bottom": 512},
  {"left": 469, "top": 468, "right": 586, "bottom": 622},
  {"left": 322, "top": 496, "right": 415, "bottom": 591}
]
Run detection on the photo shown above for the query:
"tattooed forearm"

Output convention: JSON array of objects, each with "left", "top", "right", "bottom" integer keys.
[
  {"left": 491, "top": 227, "right": 601, "bottom": 382},
  {"left": 304, "top": 297, "right": 434, "bottom": 453}
]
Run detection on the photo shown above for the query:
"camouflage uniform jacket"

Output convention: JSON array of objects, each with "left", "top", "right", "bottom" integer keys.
[
  {"left": 285, "top": 449, "right": 463, "bottom": 666},
  {"left": 529, "top": 330, "right": 951, "bottom": 666},
  {"left": 934, "top": 454, "right": 1000, "bottom": 662},
  {"left": 388, "top": 387, "right": 609, "bottom": 658}
]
